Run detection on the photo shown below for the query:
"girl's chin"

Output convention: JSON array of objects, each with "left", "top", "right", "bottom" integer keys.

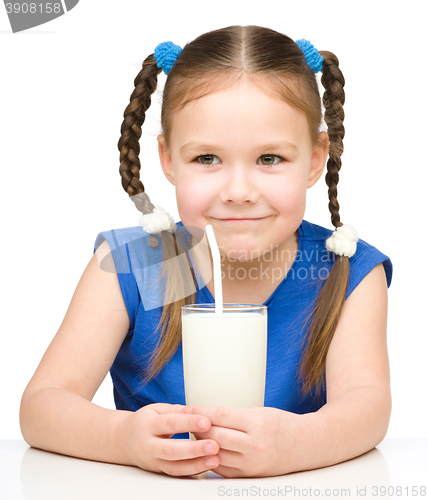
[{"left": 219, "top": 245, "right": 274, "bottom": 262}]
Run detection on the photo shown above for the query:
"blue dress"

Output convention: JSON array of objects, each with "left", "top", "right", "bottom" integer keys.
[{"left": 93, "top": 220, "right": 392, "bottom": 436}]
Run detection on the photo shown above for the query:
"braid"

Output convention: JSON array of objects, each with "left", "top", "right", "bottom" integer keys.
[
  {"left": 118, "top": 54, "right": 162, "bottom": 212},
  {"left": 319, "top": 51, "right": 345, "bottom": 229},
  {"left": 299, "top": 50, "right": 350, "bottom": 397}
]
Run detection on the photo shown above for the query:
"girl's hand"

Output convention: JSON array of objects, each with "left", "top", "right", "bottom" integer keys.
[
  {"left": 190, "top": 405, "right": 303, "bottom": 478},
  {"left": 123, "top": 403, "right": 220, "bottom": 476}
]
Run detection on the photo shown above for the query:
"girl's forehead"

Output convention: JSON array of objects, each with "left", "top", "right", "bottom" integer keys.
[{"left": 167, "top": 78, "right": 311, "bottom": 148}]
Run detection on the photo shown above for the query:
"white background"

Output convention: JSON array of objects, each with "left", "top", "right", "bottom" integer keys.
[{"left": 1, "top": 1, "right": 426, "bottom": 440}]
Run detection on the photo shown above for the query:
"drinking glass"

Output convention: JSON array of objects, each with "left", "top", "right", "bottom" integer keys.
[{"left": 182, "top": 304, "right": 267, "bottom": 408}]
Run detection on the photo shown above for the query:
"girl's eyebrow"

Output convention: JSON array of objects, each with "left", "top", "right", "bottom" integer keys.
[
  {"left": 180, "top": 141, "right": 299, "bottom": 155},
  {"left": 180, "top": 142, "right": 220, "bottom": 155},
  {"left": 257, "top": 142, "right": 299, "bottom": 153}
]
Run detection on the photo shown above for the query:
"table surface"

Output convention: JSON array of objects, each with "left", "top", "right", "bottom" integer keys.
[{"left": 1, "top": 439, "right": 427, "bottom": 500}]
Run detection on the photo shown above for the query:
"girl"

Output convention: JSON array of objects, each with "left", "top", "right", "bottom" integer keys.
[{"left": 19, "top": 25, "right": 392, "bottom": 478}]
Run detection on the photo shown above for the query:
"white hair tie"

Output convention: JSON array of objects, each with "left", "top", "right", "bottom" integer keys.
[
  {"left": 325, "top": 224, "right": 358, "bottom": 258},
  {"left": 139, "top": 206, "right": 176, "bottom": 235}
]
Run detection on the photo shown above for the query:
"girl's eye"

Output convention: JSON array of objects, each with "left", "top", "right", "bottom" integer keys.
[
  {"left": 258, "top": 154, "right": 283, "bottom": 166},
  {"left": 196, "top": 154, "right": 221, "bottom": 165}
]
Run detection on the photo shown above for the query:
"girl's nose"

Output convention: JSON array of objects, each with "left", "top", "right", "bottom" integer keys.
[{"left": 219, "top": 167, "right": 260, "bottom": 204}]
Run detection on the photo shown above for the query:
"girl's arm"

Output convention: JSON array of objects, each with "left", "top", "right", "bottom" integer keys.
[
  {"left": 192, "top": 262, "right": 391, "bottom": 477},
  {"left": 20, "top": 240, "right": 220, "bottom": 476},
  {"left": 303, "top": 261, "right": 391, "bottom": 468}
]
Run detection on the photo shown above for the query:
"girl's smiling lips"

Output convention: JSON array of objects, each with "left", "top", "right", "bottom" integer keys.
[{"left": 211, "top": 217, "right": 269, "bottom": 223}]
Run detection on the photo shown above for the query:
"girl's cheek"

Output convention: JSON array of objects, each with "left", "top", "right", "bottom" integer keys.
[
  {"left": 176, "top": 188, "right": 209, "bottom": 219},
  {"left": 270, "top": 181, "right": 303, "bottom": 206},
  {"left": 177, "top": 175, "right": 216, "bottom": 201}
]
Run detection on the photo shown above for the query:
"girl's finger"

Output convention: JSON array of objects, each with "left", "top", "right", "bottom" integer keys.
[
  {"left": 158, "top": 454, "right": 221, "bottom": 477},
  {"left": 153, "top": 412, "right": 212, "bottom": 437},
  {"left": 212, "top": 463, "right": 245, "bottom": 478},
  {"left": 153, "top": 436, "right": 219, "bottom": 461},
  {"left": 216, "top": 447, "right": 243, "bottom": 468},
  {"left": 148, "top": 403, "right": 187, "bottom": 414},
  {"left": 193, "top": 424, "right": 249, "bottom": 452},
  {"left": 188, "top": 405, "right": 252, "bottom": 432}
]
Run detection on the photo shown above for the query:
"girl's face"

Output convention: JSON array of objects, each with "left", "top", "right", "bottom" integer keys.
[{"left": 158, "top": 77, "right": 328, "bottom": 262}]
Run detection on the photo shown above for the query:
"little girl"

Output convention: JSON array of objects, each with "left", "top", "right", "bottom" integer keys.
[{"left": 20, "top": 25, "right": 393, "bottom": 478}]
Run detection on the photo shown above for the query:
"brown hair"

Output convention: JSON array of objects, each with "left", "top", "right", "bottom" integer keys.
[{"left": 118, "top": 25, "right": 348, "bottom": 396}]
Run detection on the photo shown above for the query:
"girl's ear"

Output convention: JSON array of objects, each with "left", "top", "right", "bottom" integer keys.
[
  {"left": 307, "top": 131, "right": 329, "bottom": 188},
  {"left": 158, "top": 134, "right": 175, "bottom": 185}
]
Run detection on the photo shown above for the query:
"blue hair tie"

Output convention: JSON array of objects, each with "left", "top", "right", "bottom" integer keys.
[
  {"left": 154, "top": 41, "right": 182, "bottom": 75},
  {"left": 295, "top": 39, "right": 324, "bottom": 73}
]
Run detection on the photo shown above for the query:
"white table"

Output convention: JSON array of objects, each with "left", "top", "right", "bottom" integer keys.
[{"left": 1, "top": 439, "right": 427, "bottom": 499}]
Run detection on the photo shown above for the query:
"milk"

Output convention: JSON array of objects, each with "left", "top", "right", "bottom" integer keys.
[{"left": 182, "top": 310, "right": 267, "bottom": 407}]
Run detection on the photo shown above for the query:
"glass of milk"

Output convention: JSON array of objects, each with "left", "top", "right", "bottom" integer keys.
[{"left": 182, "top": 303, "right": 267, "bottom": 408}]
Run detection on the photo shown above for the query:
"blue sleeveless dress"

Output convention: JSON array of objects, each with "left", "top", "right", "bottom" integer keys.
[{"left": 93, "top": 220, "right": 392, "bottom": 437}]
